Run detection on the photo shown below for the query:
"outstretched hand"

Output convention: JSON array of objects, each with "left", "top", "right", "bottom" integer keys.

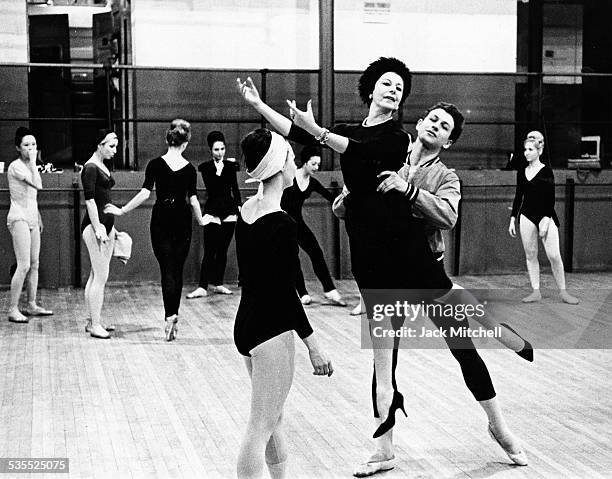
[
  {"left": 236, "top": 77, "right": 262, "bottom": 107},
  {"left": 286, "top": 99, "right": 319, "bottom": 135}
]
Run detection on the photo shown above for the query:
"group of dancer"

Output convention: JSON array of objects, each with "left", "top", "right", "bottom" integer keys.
[{"left": 5, "top": 56, "right": 580, "bottom": 478}]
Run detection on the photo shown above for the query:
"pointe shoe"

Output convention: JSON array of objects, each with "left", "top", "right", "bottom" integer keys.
[
  {"left": 89, "top": 324, "right": 110, "bottom": 339},
  {"left": 165, "top": 315, "right": 178, "bottom": 341},
  {"left": 372, "top": 391, "right": 407, "bottom": 438},
  {"left": 186, "top": 287, "right": 207, "bottom": 299},
  {"left": 350, "top": 303, "right": 363, "bottom": 316},
  {"left": 353, "top": 455, "right": 395, "bottom": 477},
  {"left": 300, "top": 294, "right": 312, "bottom": 305},
  {"left": 324, "top": 289, "right": 347, "bottom": 306},
  {"left": 521, "top": 290, "right": 541, "bottom": 303},
  {"left": 488, "top": 424, "right": 528, "bottom": 466},
  {"left": 560, "top": 290, "right": 579, "bottom": 305},
  {"left": 85, "top": 320, "right": 115, "bottom": 333},
  {"left": 8, "top": 311, "right": 29, "bottom": 323},
  {"left": 23, "top": 304, "right": 53, "bottom": 316},
  {"left": 213, "top": 285, "right": 232, "bottom": 295},
  {"left": 500, "top": 323, "right": 534, "bottom": 362}
]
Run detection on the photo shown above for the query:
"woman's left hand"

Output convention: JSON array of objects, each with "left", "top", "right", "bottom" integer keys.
[
  {"left": 286, "top": 99, "right": 319, "bottom": 135},
  {"left": 104, "top": 203, "right": 124, "bottom": 216},
  {"left": 376, "top": 171, "right": 408, "bottom": 194},
  {"left": 538, "top": 217, "right": 550, "bottom": 238},
  {"left": 309, "top": 347, "right": 334, "bottom": 377}
]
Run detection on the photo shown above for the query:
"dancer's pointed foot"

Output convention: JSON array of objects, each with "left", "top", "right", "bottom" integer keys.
[
  {"left": 500, "top": 323, "right": 534, "bottom": 362},
  {"left": 164, "top": 315, "right": 178, "bottom": 341},
  {"left": 186, "top": 287, "right": 207, "bottom": 299},
  {"left": 353, "top": 452, "right": 395, "bottom": 477},
  {"left": 560, "top": 290, "right": 579, "bottom": 305},
  {"left": 350, "top": 303, "right": 363, "bottom": 316},
  {"left": 521, "top": 290, "right": 541, "bottom": 303},
  {"left": 488, "top": 423, "right": 528, "bottom": 466},
  {"left": 300, "top": 294, "right": 312, "bottom": 305},
  {"left": 324, "top": 289, "right": 347, "bottom": 306}
]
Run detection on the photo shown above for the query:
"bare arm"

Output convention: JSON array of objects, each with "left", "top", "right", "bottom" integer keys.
[
  {"left": 104, "top": 188, "right": 150, "bottom": 217},
  {"left": 189, "top": 195, "right": 205, "bottom": 226}
]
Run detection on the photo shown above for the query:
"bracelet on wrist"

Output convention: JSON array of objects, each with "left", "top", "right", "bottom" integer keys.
[{"left": 314, "top": 128, "right": 330, "bottom": 145}]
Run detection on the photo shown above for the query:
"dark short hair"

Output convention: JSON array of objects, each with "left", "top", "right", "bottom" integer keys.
[
  {"left": 15, "top": 126, "right": 34, "bottom": 146},
  {"left": 358, "top": 57, "right": 412, "bottom": 107},
  {"left": 241, "top": 128, "right": 272, "bottom": 173},
  {"left": 423, "top": 102, "right": 465, "bottom": 143},
  {"left": 207, "top": 130, "right": 225, "bottom": 149},
  {"left": 166, "top": 119, "right": 191, "bottom": 146},
  {"left": 299, "top": 145, "right": 321, "bottom": 167}
]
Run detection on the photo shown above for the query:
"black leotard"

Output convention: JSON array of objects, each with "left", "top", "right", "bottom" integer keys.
[
  {"left": 234, "top": 211, "right": 313, "bottom": 357},
  {"left": 281, "top": 177, "right": 335, "bottom": 221},
  {"left": 81, "top": 163, "right": 115, "bottom": 235},
  {"left": 511, "top": 165, "right": 560, "bottom": 228}
]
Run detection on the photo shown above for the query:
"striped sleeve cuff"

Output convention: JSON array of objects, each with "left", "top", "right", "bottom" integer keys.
[{"left": 404, "top": 183, "right": 420, "bottom": 203}]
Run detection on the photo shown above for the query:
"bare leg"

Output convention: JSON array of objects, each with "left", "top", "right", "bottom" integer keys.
[
  {"left": 519, "top": 215, "right": 541, "bottom": 302},
  {"left": 542, "top": 222, "right": 579, "bottom": 304},
  {"left": 26, "top": 225, "right": 41, "bottom": 306},
  {"left": 8, "top": 221, "right": 31, "bottom": 321},
  {"left": 237, "top": 331, "right": 294, "bottom": 479}
]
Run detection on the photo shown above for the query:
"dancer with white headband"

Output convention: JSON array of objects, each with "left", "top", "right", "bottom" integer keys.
[{"left": 234, "top": 128, "right": 333, "bottom": 479}]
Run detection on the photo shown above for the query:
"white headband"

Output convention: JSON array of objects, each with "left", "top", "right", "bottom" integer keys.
[{"left": 245, "top": 131, "right": 293, "bottom": 199}]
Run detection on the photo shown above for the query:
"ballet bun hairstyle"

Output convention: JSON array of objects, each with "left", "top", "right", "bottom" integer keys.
[
  {"left": 241, "top": 128, "right": 272, "bottom": 174},
  {"left": 166, "top": 119, "right": 191, "bottom": 146},
  {"left": 524, "top": 138, "right": 543, "bottom": 155},
  {"left": 358, "top": 57, "right": 412, "bottom": 107},
  {"left": 15, "top": 126, "right": 34, "bottom": 146},
  {"left": 207, "top": 130, "right": 226, "bottom": 149},
  {"left": 299, "top": 145, "right": 321, "bottom": 167},
  {"left": 423, "top": 102, "right": 465, "bottom": 144},
  {"left": 95, "top": 128, "right": 116, "bottom": 147}
]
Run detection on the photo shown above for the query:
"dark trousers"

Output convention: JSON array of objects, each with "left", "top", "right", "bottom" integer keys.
[
  {"left": 371, "top": 300, "right": 497, "bottom": 418},
  {"left": 198, "top": 222, "right": 235, "bottom": 288},
  {"left": 151, "top": 209, "right": 192, "bottom": 318},
  {"left": 295, "top": 221, "right": 335, "bottom": 297}
]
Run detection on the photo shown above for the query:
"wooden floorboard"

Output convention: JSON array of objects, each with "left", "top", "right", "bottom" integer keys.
[{"left": 0, "top": 273, "right": 611, "bottom": 479}]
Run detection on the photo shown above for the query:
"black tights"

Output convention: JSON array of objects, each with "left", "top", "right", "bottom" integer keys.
[
  {"left": 151, "top": 209, "right": 192, "bottom": 318},
  {"left": 295, "top": 221, "right": 335, "bottom": 297},
  {"left": 371, "top": 310, "right": 496, "bottom": 418},
  {"left": 198, "top": 222, "right": 235, "bottom": 288}
]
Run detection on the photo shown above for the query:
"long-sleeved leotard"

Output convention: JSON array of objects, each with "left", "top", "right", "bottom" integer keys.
[{"left": 511, "top": 165, "right": 559, "bottom": 228}]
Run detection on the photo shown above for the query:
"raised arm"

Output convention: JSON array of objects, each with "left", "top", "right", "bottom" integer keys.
[{"left": 236, "top": 77, "right": 292, "bottom": 136}]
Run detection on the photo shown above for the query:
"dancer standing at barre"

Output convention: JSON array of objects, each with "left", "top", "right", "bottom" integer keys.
[
  {"left": 281, "top": 145, "right": 345, "bottom": 306},
  {"left": 105, "top": 119, "right": 205, "bottom": 341},
  {"left": 234, "top": 128, "right": 333, "bottom": 479},
  {"left": 7, "top": 127, "right": 53, "bottom": 323}
]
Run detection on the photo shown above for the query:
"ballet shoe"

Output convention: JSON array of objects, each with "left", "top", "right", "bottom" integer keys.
[
  {"left": 165, "top": 315, "right": 178, "bottom": 342},
  {"left": 324, "top": 289, "right": 347, "bottom": 306},
  {"left": 350, "top": 303, "right": 363, "bottom": 316},
  {"left": 85, "top": 320, "right": 115, "bottom": 333},
  {"left": 23, "top": 304, "right": 53, "bottom": 316},
  {"left": 8, "top": 311, "right": 29, "bottom": 323},
  {"left": 500, "top": 323, "right": 534, "bottom": 362},
  {"left": 560, "top": 290, "right": 579, "bottom": 305},
  {"left": 353, "top": 454, "right": 395, "bottom": 477},
  {"left": 213, "top": 285, "right": 232, "bottom": 295},
  {"left": 521, "top": 290, "right": 541, "bottom": 303},
  {"left": 186, "top": 287, "right": 207, "bottom": 299},
  {"left": 488, "top": 424, "right": 528, "bottom": 466},
  {"left": 372, "top": 391, "right": 407, "bottom": 438},
  {"left": 89, "top": 324, "right": 110, "bottom": 339},
  {"left": 300, "top": 294, "right": 312, "bottom": 305}
]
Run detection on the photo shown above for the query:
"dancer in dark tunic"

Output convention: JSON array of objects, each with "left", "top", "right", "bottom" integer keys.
[
  {"left": 280, "top": 145, "right": 345, "bottom": 305},
  {"left": 509, "top": 132, "right": 579, "bottom": 304}
]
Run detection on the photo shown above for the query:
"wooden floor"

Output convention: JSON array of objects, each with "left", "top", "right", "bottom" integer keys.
[{"left": 1, "top": 273, "right": 611, "bottom": 479}]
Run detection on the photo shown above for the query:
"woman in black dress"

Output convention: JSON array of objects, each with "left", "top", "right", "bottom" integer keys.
[
  {"left": 234, "top": 128, "right": 333, "bottom": 479},
  {"left": 187, "top": 131, "right": 241, "bottom": 299},
  {"left": 281, "top": 145, "right": 345, "bottom": 306},
  {"left": 105, "top": 119, "right": 205, "bottom": 340},
  {"left": 509, "top": 132, "right": 578, "bottom": 304},
  {"left": 238, "top": 58, "right": 453, "bottom": 476}
]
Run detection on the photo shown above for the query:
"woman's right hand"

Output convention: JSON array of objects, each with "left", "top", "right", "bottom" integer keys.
[
  {"left": 508, "top": 218, "right": 516, "bottom": 238},
  {"left": 104, "top": 204, "right": 124, "bottom": 216},
  {"left": 236, "top": 77, "right": 262, "bottom": 107},
  {"left": 94, "top": 224, "right": 108, "bottom": 243},
  {"left": 309, "top": 347, "right": 334, "bottom": 377},
  {"left": 27, "top": 149, "right": 38, "bottom": 164}
]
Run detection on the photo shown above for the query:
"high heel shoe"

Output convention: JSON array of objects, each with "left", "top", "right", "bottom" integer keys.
[
  {"left": 372, "top": 391, "right": 407, "bottom": 438},
  {"left": 164, "top": 315, "right": 178, "bottom": 342},
  {"left": 500, "top": 323, "right": 533, "bottom": 362}
]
